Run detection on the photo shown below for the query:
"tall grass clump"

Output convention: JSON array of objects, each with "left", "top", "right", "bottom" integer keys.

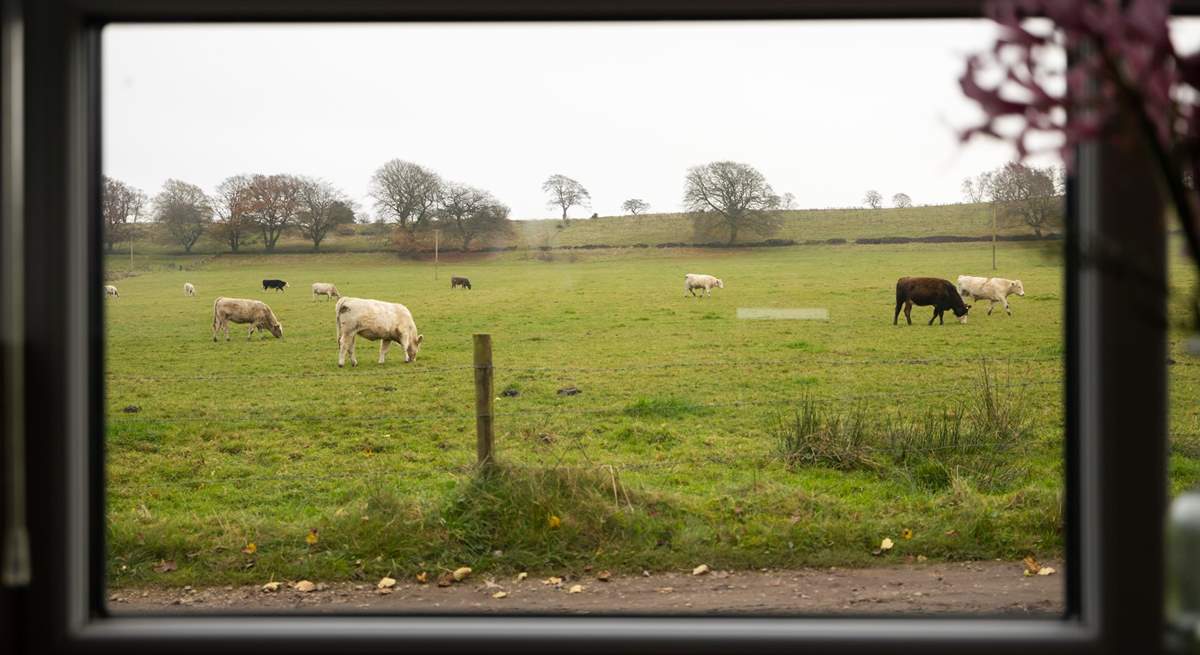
[
  {"left": 774, "top": 363, "right": 1033, "bottom": 491},
  {"left": 774, "top": 398, "right": 876, "bottom": 471}
]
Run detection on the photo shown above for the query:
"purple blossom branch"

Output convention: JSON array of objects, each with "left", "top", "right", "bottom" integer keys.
[{"left": 961, "top": 0, "right": 1200, "bottom": 269}]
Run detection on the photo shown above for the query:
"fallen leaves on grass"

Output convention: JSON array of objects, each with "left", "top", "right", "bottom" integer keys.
[
  {"left": 692, "top": 564, "right": 710, "bottom": 576},
  {"left": 452, "top": 567, "right": 472, "bottom": 582},
  {"left": 377, "top": 577, "right": 396, "bottom": 590},
  {"left": 492, "top": 591, "right": 508, "bottom": 599},
  {"left": 881, "top": 537, "right": 894, "bottom": 551},
  {"left": 294, "top": 580, "right": 316, "bottom": 593},
  {"left": 261, "top": 581, "right": 281, "bottom": 593},
  {"left": 241, "top": 543, "right": 257, "bottom": 555},
  {"left": 568, "top": 585, "right": 584, "bottom": 594},
  {"left": 547, "top": 515, "right": 561, "bottom": 529},
  {"left": 153, "top": 560, "right": 177, "bottom": 573},
  {"left": 543, "top": 576, "right": 562, "bottom": 586},
  {"left": 305, "top": 529, "right": 319, "bottom": 546},
  {"left": 901, "top": 528, "right": 914, "bottom": 540},
  {"left": 597, "top": 571, "right": 611, "bottom": 582},
  {"left": 1023, "top": 555, "right": 1056, "bottom": 577},
  {"left": 516, "top": 572, "right": 528, "bottom": 582},
  {"left": 437, "top": 573, "right": 454, "bottom": 587},
  {"left": 415, "top": 572, "right": 428, "bottom": 584}
]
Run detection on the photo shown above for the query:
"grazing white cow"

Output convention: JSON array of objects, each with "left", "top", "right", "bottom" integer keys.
[
  {"left": 684, "top": 273, "right": 724, "bottom": 298},
  {"left": 211, "top": 297, "right": 283, "bottom": 341},
  {"left": 956, "top": 275, "right": 1026, "bottom": 316},
  {"left": 311, "top": 282, "right": 341, "bottom": 301},
  {"left": 335, "top": 296, "right": 423, "bottom": 367},
  {"left": 103, "top": 285, "right": 119, "bottom": 299},
  {"left": 184, "top": 282, "right": 196, "bottom": 297}
]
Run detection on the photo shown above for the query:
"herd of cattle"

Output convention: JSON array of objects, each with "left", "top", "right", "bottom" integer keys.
[{"left": 102, "top": 270, "right": 1026, "bottom": 365}]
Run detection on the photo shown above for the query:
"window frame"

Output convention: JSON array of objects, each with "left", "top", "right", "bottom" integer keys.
[{"left": 1, "top": 0, "right": 1179, "bottom": 652}]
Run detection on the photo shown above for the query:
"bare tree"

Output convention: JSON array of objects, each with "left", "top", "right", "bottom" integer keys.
[
  {"left": 210, "top": 174, "right": 255, "bottom": 253},
  {"left": 102, "top": 176, "right": 146, "bottom": 253},
  {"left": 244, "top": 174, "right": 301, "bottom": 252},
  {"left": 987, "top": 162, "right": 1063, "bottom": 237},
  {"left": 863, "top": 189, "right": 883, "bottom": 209},
  {"left": 683, "top": 161, "right": 781, "bottom": 245},
  {"left": 780, "top": 192, "right": 797, "bottom": 210},
  {"left": 369, "top": 159, "right": 443, "bottom": 233},
  {"left": 437, "top": 182, "right": 512, "bottom": 251},
  {"left": 542, "top": 174, "right": 590, "bottom": 222},
  {"left": 892, "top": 193, "right": 913, "bottom": 208},
  {"left": 153, "top": 179, "right": 211, "bottom": 254},
  {"left": 621, "top": 198, "right": 650, "bottom": 216},
  {"left": 295, "top": 177, "right": 350, "bottom": 251}
]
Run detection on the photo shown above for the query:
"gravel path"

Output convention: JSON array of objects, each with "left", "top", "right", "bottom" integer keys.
[{"left": 109, "top": 560, "right": 1063, "bottom": 616}]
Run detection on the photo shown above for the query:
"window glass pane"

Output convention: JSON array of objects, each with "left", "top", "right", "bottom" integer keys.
[{"left": 102, "top": 20, "right": 1066, "bottom": 615}]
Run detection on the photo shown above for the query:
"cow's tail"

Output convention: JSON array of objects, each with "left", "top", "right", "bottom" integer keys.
[{"left": 212, "top": 297, "right": 223, "bottom": 333}]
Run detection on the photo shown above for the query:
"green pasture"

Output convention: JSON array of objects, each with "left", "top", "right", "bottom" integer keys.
[{"left": 103, "top": 239, "right": 1200, "bottom": 587}]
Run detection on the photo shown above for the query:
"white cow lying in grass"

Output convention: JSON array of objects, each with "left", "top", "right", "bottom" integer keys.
[
  {"left": 335, "top": 297, "right": 423, "bottom": 367},
  {"left": 103, "top": 285, "right": 119, "bottom": 298},
  {"left": 311, "top": 282, "right": 341, "bottom": 301},
  {"left": 956, "top": 275, "right": 1025, "bottom": 316},
  {"left": 211, "top": 297, "right": 283, "bottom": 341},
  {"left": 684, "top": 273, "right": 724, "bottom": 298},
  {"left": 184, "top": 282, "right": 196, "bottom": 296}
]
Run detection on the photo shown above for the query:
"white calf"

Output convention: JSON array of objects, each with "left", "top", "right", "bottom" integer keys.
[
  {"left": 211, "top": 297, "right": 283, "bottom": 341},
  {"left": 956, "top": 275, "right": 1026, "bottom": 316},
  {"left": 104, "top": 285, "right": 119, "bottom": 299},
  {"left": 184, "top": 282, "right": 196, "bottom": 297},
  {"left": 335, "top": 297, "right": 423, "bottom": 367},
  {"left": 312, "top": 282, "right": 341, "bottom": 301},
  {"left": 684, "top": 273, "right": 724, "bottom": 298}
]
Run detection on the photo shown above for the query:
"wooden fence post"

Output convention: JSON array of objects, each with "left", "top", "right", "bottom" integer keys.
[{"left": 473, "top": 334, "right": 494, "bottom": 467}]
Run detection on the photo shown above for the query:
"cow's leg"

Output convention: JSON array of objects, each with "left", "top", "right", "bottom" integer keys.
[
  {"left": 348, "top": 335, "right": 358, "bottom": 367},
  {"left": 1004, "top": 297, "right": 1012, "bottom": 316},
  {"left": 247, "top": 324, "right": 256, "bottom": 339},
  {"left": 337, "top": 331, "right": 349, "bottom": 367},
  {"left": 988, "top": 300, "right": 997, "bottom": 315},
  {"left": 904, "top": 301, "right": 913, "bottom": 325},
  {"left": 893, "top": 301, "right": 902, "bottom": 325},
  {"left": 378, "top": 339, "right": 391, "bottom": 364},
  {"left": 224, "top": 321, "right": 231, "bottom": 341},
  {"left": 929, "top": 309, "right": 937, "bottom": 326}
]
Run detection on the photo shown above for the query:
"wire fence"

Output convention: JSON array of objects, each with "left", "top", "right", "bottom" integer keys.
[
  {"left": 106, "top": 379, "right": 1064, "bottom": 426},
  {"left": 103, "top": 353, "right": 1072, "bottom": 383}
]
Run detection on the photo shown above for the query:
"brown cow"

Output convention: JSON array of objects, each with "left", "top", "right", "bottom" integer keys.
[{"left": 894, "top": 277, "right": 971, "bottom": 326}]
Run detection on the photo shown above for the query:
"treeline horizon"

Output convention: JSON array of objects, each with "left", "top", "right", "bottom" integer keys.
[{"left": 103, "top": 158, "right": 1063, "bottom": 255}]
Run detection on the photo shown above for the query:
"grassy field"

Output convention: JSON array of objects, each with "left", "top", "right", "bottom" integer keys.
[{"left": 103, "top": 237, "right": 1200, "bottom": 588}]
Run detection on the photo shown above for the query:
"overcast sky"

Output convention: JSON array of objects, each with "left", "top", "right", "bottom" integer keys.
[{"left": 103, "top": 20, "right": 1059, "bottom": 220}]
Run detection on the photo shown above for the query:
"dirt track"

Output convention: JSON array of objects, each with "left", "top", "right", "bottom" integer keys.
[{"left": 109, "top": 560, "right": 1063, "bottom": 616}]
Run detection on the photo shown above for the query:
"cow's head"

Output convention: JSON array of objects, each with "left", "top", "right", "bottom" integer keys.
[
  {"left": 269, "top": 319, "right": 283, "bottom": 338},
  {"left": 1011, "top": 280, "right": 1025, "bottom": 296},
  {"left": 405, "top": 334, "right": 424, "bottom": 363},
  {"left": 715, "top": 278, "right": 724, "bottom": 289},
  {"left": 953, "top": 303, "right": 971, "bottom": 324}
]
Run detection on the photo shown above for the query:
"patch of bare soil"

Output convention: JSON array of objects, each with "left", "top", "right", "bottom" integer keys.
[{"left": 109, "top": 560, "right": 1062, "bottom": 616}]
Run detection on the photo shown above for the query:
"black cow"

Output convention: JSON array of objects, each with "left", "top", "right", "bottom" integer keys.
[
  {"left": 262, "top": 279, "right": 288, "bottom": 292},
  {"left": 894, "top": 277, "right": 971, "bottom": 325},
  {"left": 450, "top": 276, "right": 472, "bottom": 290}
]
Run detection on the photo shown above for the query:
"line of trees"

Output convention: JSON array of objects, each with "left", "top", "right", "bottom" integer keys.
[
  {"left": 962, "top": 162, "right": 1065, "bottom": 237},
  {"left": 862, "top": 189, "right": 913, "bottom": 209},
  {"left": 103, "top": 174, "right": 358, "bottom": 254},
  {"left": 368, "top": 159, "right": 514, "bottom": 251}
]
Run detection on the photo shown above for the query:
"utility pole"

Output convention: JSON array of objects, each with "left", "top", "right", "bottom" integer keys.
[
  {"left": 129, "top": 218, "right": 135, "bottom": 273},
  {"left": 433, "top": 229, "right": 440, "bottom": 280},
  {"left": 991, "top": 202, "right": 997, "bottom": 271}
]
